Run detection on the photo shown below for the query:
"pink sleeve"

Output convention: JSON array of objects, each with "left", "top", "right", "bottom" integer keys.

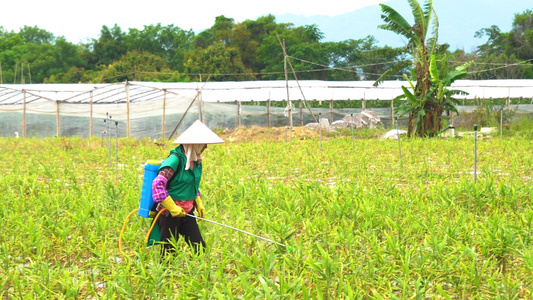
[
  {"left": 152, "top": 166, "right": 174, "bottom": 203},
  {"left": 152, "top": 175, "right": 169, "bottom": 203}
]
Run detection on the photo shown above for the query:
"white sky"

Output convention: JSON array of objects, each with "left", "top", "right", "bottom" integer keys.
[{"left": 1, "top": 0, "right": 387, "bottom": 43}]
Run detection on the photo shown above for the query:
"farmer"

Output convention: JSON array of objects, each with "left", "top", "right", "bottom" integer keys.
[{"left": 151, "top": 120, "right": 224, "bottom": 256}]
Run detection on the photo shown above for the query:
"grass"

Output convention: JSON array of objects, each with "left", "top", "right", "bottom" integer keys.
[{"left": 1, "top": 133, "right": 532, "bottom": 299}]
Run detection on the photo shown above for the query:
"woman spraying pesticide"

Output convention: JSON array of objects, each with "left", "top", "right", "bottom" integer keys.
[
  {"left": 152, "top": 120, "right": 224, "bottom": 256},
  {"left": 119, "top": 120, "right": 288, "bottom": 258}
]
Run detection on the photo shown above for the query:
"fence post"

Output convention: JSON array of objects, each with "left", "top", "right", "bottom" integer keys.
[
  {"left": 329, "top": 99, "right": 333, "bottom": 123},
  {"left": 56, "top": 101, "right": 60, "bottom": 137},
  {"left": 22, "top": 89, "right": 26, "bottom": 138},
  {"left": 125, "top": 82, "right": 130, "bottom": 138},
  {"left": 90, "top": 91, "right": 93, "bottom": 138},
  {"left": 507, "top": 88, "right": 511, "bottom": 124},
  {"left": 300, "top": 99, "right": 303, "bottom": 126},
  {"left": 267, "top": 97, "right": 271, "bottom": 128},
  {"left": 162, "top": 90, "right": 166, "bottom": 139},
  {"left": 237, "top": 101, "right": 242, "bottom": 127},
  {"left": 391, "top": 98, "right": 395, "bottom": 128}
]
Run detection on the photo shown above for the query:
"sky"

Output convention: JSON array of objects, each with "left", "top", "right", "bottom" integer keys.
[{"left": 1, "top": 0, "right": 387, "bottom": 43}]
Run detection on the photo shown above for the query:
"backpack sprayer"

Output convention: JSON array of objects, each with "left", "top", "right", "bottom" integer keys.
[{"left": 119, "top": 160, "right": 288, "bottom": 258}]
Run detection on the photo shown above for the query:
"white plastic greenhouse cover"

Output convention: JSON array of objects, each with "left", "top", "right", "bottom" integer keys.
[
  {"left": 1, "top": 79, "right": 532, "bottom": 107},
  {"left": 1, "top": 80, "right": 532, "bottom": 139}
]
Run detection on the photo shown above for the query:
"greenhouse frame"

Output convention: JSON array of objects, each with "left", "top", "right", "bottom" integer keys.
[{"left": 1, "top": 80, "right": 532, "bottom": 139}]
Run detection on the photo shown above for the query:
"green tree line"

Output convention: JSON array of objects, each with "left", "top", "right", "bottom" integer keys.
[{"left": 0, "top": 11, "right": 532, "bottom": 84}]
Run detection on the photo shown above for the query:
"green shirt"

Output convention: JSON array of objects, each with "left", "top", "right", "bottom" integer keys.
[{"left": 159, "top": 146, "right": 202, "bottom": 201}]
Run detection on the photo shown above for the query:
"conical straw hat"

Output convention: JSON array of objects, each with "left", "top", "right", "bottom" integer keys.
[{"left": 172, "top": 120, "right": 224, "bottom": 144}]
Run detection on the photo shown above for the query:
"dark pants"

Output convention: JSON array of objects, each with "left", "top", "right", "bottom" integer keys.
[{"left": 157, "top": 210, "right": 206, "bottom": 256}]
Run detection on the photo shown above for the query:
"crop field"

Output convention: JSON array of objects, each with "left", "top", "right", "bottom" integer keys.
[{"left": 1, "top": 131, "right": 533, "bottom": 299}]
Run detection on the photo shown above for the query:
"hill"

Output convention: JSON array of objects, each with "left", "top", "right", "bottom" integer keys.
[{"left": 274, "top": 0, "right": 530, "bottom": 51}]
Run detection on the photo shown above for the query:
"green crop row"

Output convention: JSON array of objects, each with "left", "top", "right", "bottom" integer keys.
[{"left": 0, "top": 134, "right": 532, "bottom": 299}]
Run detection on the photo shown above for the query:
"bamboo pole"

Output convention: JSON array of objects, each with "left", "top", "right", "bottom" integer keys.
[
  {"left": 89, "top": 91, "right": 93, "bottom": 138},
  {"left": 299, "top": 99, "right": 303, "bottom": 126},
  {"left": 237, "top": 101, "right": 242, "bottom": 127},
  {"left": 162, "top": 90, "right": 167, "bottom": 139},
  {"left": 125, "top": 82, "right": 130, "bottom": 138},
  {"left": 282, "top": 39, "right": 292, "bottom": 128},
  {"left": 267, "top": 95, "right": 271, "bottom": 128},
  {"left": 22, "top": 89, "right": 26, "bottom": 138},
  {"left": 56, "top": 101, "right": 60, "bottom": 137},
  {"left": 14, "top": 62, "right": 17, "bottom": 84},
  {"left": 391, "top": 96, "right": 395, "bottom": 128},
  {"left": 167, "top": 93, "right": 198, "bottom": 140},
  {"left": 197, "top": 90, "right": 203, "bottom": 122},
  {"left": 27, "top": 63, "right": 32, "bottom": 84},
  {"left": 200, "top": 90, "right": 205, "bottom": 122},
  {"left": 507, "top": 87, "right": 511, "bottom": 124},
  {"left": 329, "top": 99, "right": 333, "bottom": 123}
]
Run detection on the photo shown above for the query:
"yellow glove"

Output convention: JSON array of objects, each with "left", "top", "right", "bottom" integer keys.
[
  {"left": 160, "top": 196, "right": 186, "bottom": 217},
  {"left": 194, "top": 196, "right": 206, "bottom": 219}
]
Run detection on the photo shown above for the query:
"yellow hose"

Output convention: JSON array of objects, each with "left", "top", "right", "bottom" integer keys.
[{"left": 119, "top": 208, "right": 167, "bottom": 258}]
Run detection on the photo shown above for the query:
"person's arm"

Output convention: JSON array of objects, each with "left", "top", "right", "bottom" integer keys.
[
  {"left": 152, "top": 167, "right": 174, "bottom": 203},
  {"left": 152, "top": 166, "right": 186, "bottom": 217}
]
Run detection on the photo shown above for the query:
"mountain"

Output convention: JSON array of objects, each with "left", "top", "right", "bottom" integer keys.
[{"left": 274, "top": 0, "right": 531, "bottom": 52}]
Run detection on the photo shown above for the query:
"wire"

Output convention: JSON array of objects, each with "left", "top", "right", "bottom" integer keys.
[{"left": 466, "top": 58, "right": 533, "bottom": 75}]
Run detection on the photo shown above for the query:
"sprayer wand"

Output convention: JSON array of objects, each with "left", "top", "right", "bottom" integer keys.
[{"left": 187, "top": 214, "right": 286, "bottom": 247}]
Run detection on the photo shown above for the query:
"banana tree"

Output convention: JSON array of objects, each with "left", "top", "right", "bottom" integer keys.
[
  {"left": 395, "top": 54, "right": 471, "bottom": 136},
  {"left": 373, "top": 0, "right": 471, "bottom": 137}
]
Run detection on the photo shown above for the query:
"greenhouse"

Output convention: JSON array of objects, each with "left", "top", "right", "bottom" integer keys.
[{"left": 1, "top": 80, "right": 533, "bottom": 139}]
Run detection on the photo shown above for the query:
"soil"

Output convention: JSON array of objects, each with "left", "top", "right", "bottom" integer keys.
[{"left": 219, "top": 126, "right": 321, "bottom": 143}]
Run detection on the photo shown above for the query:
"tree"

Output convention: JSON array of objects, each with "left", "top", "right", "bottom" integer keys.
[
  {"left": 27, "top": 37, "right": 87, "bottom": 83},
  {"left": 94, "top": 50, "right": 175, "bottom": 83},
  {"left": 473, "top": 10, "right": 533, "bottom": 79},
  {"left": 508, "top": 9, "right": 533, "bottom": 61},
  {"left": 124, "top": 23, "right": 194, "bottom": 71},
  {"left": 258, "top": 24, "right": 328, "bottom": 80},
  {"left": 18, "top": 26, "right": 55, "bottom": 44},
  {"left": 374, "top": 0, "right": 470, "bottom": 137},
  {"left": 328, "top": 36, "right": 408, "bottom": 81},
  {"left": 89, "top": 25, "right": 127, "bottom": 67},
  {"left": 183, "top": 43, "right": 255, "bottom": 81}
]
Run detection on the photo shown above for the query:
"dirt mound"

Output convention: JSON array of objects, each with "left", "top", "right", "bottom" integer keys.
[{"left": 220, "top": 126, "right": 320, "bottom": 143}]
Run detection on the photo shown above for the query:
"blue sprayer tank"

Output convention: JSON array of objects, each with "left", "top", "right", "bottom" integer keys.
[{"left": 138, "top": 160, "right": 163, "bottom": 218}]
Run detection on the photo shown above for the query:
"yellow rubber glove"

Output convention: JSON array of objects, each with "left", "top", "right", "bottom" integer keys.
[
  {"left": 160, "top": 196, "right": 186, "bottom": 217},
  {"left": 194, "top": 196, "right": 206, "bottom": 219}
]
